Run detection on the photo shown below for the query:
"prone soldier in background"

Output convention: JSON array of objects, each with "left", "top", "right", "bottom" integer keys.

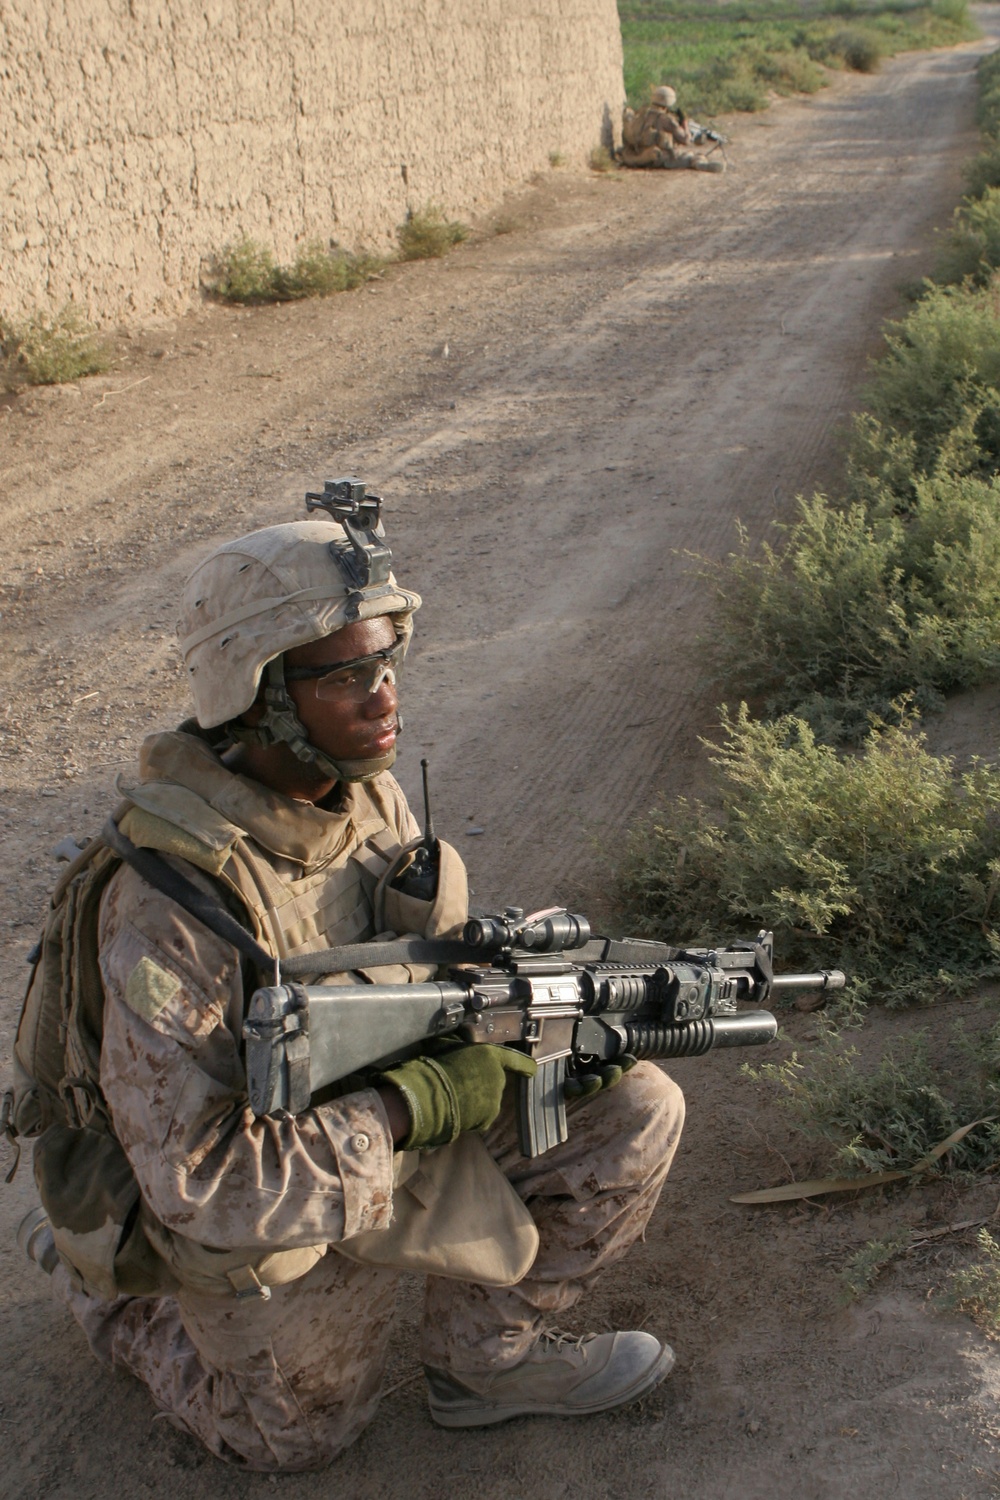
[
  {"left": 9, "top": 481, "right": 685, "bottom": 1471},
  {"left": 621, "top": 85, "right": 726, "bottom": 173}
]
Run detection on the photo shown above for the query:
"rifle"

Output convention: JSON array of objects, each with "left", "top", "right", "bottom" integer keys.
[
  {"left": 688, "top": 121, "right": 727, "bottom": 148},
  {"left": 243, "top": 909, "right": 844, "bottom": 1157}
]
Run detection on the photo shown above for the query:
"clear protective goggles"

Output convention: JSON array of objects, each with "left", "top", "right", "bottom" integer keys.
[{"left": 283, "top": 638, "right": 404, "bottom": 702}]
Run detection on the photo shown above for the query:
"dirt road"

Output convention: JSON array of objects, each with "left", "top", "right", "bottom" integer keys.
[{"left": 3, "top": 22, "right": 1000, "bottom": 1499}]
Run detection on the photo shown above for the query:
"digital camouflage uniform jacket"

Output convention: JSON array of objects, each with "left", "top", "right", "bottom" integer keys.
[{"left": 95, "top": 728, "right": 467, "bottom": 1275}]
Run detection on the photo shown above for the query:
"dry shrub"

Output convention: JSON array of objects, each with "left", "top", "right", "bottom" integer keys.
[
  {"left": 1, "top": 305, "right": 110, "bottom": 387},
  {"left": 396, "top": 206, "right": 468, "bottom": 261},
  {"left": 823, "top": 28, "right": 883, "bottom": 73},
  {"left": 588, "top": 145, "right": 617, "bottom": 173},
  {"left": 210, "top": 238, "right": 384, "bottom": 304}
]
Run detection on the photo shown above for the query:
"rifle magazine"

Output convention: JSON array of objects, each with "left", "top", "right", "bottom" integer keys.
[{"left": 516, "top": 1057, "right": 568, "bottom": 1158}]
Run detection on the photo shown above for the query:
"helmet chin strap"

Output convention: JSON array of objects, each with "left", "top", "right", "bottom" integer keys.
[{"left": 227, "top": 657, "right": 399, "bottom": 783}]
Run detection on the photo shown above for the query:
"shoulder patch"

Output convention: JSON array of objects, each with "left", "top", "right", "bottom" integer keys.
[{"left": 125, "top": 956, "right": 182, "bottom": 1021}]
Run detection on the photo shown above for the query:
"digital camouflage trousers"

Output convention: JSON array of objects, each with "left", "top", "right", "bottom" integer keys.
[{"left": 56, "top": 1062, "right": 684, "bottom": 1471}]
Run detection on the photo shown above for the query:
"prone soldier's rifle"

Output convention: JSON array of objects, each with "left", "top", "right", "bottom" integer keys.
[
  {"left": 244, "top": 909, "right": 844, "bottom": 1158},
  {"left": 688, "top": 122, "right": 726, "bottom": 148},
  {"left": 675, "top": 106, "right": 727, "bottom": 156}
]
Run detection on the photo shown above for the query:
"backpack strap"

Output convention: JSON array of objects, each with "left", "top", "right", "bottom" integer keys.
[{"left": 101, "top": 819, "right": 279, "bottom": 982}]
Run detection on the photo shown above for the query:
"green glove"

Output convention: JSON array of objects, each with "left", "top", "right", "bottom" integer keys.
[
  {"left": 380, "top": 1044, "right": 538, "bottom": 1152},
  {"left": 564, "top": 1054, "right": 639, "bottom": 1101}
]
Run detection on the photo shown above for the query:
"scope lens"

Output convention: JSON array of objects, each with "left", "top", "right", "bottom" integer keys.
[
  {"left": 464, "top": 916, "right": 510, "bottom": 949},
  {"left": 521, "top": 914, "right": 592, "bottom": 951}
]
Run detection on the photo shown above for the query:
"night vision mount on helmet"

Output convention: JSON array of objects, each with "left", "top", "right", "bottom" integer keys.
[{"left": 305, "top": 477, "right": 394, "bottom": 604}]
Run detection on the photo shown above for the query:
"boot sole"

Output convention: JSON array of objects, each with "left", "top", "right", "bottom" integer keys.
[{"left": 427, "top": 1343, "right": 675, "bottom": 1428}]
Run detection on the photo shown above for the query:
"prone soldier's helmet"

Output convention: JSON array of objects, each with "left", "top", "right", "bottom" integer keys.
[
  {"left": 651, "top": 85, "right": 677, "bottom": 109},
  {"left": 177, "top": 480, "right": 420, "bottom": 783}
]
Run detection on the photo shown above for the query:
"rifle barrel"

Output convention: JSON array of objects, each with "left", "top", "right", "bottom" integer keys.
[{"left": 770, "top": 970, "right": 845, "bottom": 992}]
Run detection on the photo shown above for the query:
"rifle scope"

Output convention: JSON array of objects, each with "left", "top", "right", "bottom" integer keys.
[{"left": 464, "top": 908, "right": 591, "bottom": 953}]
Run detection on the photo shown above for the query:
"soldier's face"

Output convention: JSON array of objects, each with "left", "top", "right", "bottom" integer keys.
[{"left": 284, "top": 617, "right": 400, "bottom": 766}]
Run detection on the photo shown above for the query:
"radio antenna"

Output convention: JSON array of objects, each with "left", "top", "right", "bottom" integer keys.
[{"left": 420, "top": 758, "right": 435, "bottom": 849}]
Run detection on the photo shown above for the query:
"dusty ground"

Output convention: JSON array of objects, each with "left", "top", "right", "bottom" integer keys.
[{"left": 3, "top": 21, "right": 1000, "bottom": 1499}]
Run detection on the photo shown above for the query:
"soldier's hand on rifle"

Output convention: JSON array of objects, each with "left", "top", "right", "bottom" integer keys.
[
  {"left": 564, "top": 1054, "right": 639, "bottom": 1101},
  {"left": 379, "top": 1042, "right": 537, "bottom": 1151}
]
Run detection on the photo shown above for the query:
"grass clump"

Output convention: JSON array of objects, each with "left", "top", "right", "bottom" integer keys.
[
  {"left": 211, "top": 238, "right": 384, "bottom": 304},
  {"left": 618, "top": 2, "right": 976, "bottom": 117},
  {"left": 618, "top": 704, "right": 1000, "bottom": 1005},
  {"left": 397, "top": 206, "right": 468, "bottom": 261},
  {"left": 1, "top": 304, "right": 111, "bottom": 387},
  {"left": 939, "top": 1228, "right": 1000, "bottom": 1330}
]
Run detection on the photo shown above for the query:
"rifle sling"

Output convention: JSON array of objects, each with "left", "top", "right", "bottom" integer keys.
[{"left": 101, "top": 820, "right": 673, "bottom": 979}]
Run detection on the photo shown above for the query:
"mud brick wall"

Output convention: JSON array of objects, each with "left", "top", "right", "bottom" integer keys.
[{"left": 0, "top": 0, "right": 624, "bottom": 325}]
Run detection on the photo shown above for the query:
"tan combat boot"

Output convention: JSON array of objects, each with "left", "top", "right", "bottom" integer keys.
[
  {"left": 425, "top": 1327, "right": 674, "bottom": 1427},
  {"left": 17, "top": 1205, "right": 58, "bottom": 1274}
]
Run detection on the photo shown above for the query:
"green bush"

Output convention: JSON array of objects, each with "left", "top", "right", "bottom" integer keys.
[
  {"left": 939, "top": 1228, "right": 1000, "bottom": 1329},
  {"left": 275, "top": 241, "right": 384, "bottom": 298},
  {"left": 1, "top": 304, "right": 111, "bottom": 387},
  {"left": 397, "top": 206, "right": 468, "bottom": 261},
  {"left": 861, "top": 280, "right": 1000, "bottom": 480},
  {"left": 709, "top": 463, "right": 1000, "bottom": 735},
  {"left": 748, "top": 1025, "right": 1000, "bottom": 1175},
  {"left": 589, "top": 145, "right": 618, "bottom": 173},
  {"left": 840, "top": 1236, "right": 909, "bottom": 1300},
  {"left": 963, "top": 141, "right": 1000, "bottom": 200},
  {"left": 976, "top": 48, "right": 1000, "bottom": 136},
  {"left": 618, "top": 705, "right": 1000, "bottom": 1005},
  {"left": 820, "top": 29, "right": 883, "bottom": 74},
  {"left": 211, "top": 238, "right": 278, "bottom": 303},
  {"left": 704, "top": 279, "right": 1000, "bottom": 737},
  {"left": 935, "top": 188, "right": 1000, "bottom": 286},
  {"left": 210, "top": 237, "right": 383, "bottom": 304}
]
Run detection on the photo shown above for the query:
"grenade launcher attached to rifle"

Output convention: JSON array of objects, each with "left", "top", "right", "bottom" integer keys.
[{"left": 243, "top": 910, "right": 844, "bottom": 1158}]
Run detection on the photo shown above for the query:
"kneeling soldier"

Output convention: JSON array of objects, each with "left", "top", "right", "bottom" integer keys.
[{"left": 12, "top": 487, "right": 685, "bottom": 1471}]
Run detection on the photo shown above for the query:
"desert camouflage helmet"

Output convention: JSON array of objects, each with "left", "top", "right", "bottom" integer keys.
[
  {"left": 178, "top": 494, "right": 420, "bottom": 781},
  {"left": 651, "top": 85, "right": 678, "bottom": 109}
]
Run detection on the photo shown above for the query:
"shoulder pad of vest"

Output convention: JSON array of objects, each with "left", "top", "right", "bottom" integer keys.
[
  {"left": 118, "top": 778, "right": 244, "bottom": 850},
  {"left": 118, "top": 794, "right": 241, "bottom": 878}
]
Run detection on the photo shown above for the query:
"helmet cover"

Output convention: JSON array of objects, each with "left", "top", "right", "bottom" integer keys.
[{"left": 178, "top": 519, "right": 421, "bottom": 730}]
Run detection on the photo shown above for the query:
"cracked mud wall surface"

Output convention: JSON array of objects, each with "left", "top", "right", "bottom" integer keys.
[{"left": 1, "top": 0, "right": 623, "bottom": 324}]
